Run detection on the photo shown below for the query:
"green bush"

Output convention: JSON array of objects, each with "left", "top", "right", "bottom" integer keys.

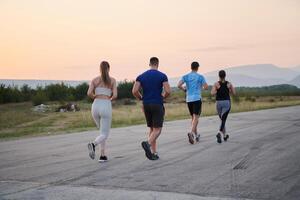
[
  {"left": 73, "top": 83, "right": 89, "bottom": 101},
  {"left": 44, "top": 83, "right": 70, "bottom": 101},
  {"left": 117, "top": 80, "right": 135, "bottom": 99},
  {"left": 237, "top": 84, "right": 300, "bottom": 97},
  {"left": 0, "top": 85, "right": 23, "bottom": 103},
  {"left": 20, "top": 84, "right": 33, "bottom": 101},
  {"left": 1, "top": 82, "right": 299, "bottom": 104},
  {"left": 0, "top": 84, "right": 6, "bottom": 104},
  {"left": 32, "top": 91, "right": 48, "bottom": 106}
]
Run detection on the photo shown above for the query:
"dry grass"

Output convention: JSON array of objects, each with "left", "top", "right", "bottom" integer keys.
[{"left": 1, "top": 96, "right": 300, "bottom": 139}]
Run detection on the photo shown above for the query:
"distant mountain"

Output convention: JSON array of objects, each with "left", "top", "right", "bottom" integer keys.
[
  {"left": 205, "top": 74, "right": 287, "bottom": 87},
  {"left": 2, "top": 64, "right": 300, "bottom": 88},
  {"left": 169, "top": 64, "right": 300, "bottom": 88},
  {"left": 290, "top": 65, "right": 300, "bottom": 73},
  {"left": 288, "top": 75, "right": 300, "bottom": 88},
  {"left": 205, "top": 64, "right": 298, "bottom": 80}
]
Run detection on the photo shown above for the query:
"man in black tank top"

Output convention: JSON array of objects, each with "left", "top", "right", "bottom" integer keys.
[{"left": 211, "top": 70, "right": 236, "bottom": 143}]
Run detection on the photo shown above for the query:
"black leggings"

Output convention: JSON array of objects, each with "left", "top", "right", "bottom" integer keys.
[{"left": 216, "top": 100, "right": 231, "bottom": 133}]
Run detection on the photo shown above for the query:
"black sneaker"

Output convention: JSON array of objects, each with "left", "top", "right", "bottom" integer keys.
[
  {"left": 216, "top": 133, "right": 222, "bottom": 144},
  {"left": 152, "top": 153, "right": 159, "bottom": 160},
  {"left": 195, "top": 134, "right": 200, "bottom": 142},
  {"left": 141, "top": 141, "right": 153, "bottom": 160},
  {"left": 99, "top": 155, "right": 108, "bottom": 162},
  {"left": 187, "top": 133, "right": 195, "bottom": 144},
  {"left": 88, "top": 142, "right": 95, "bottom": 160},
  {"left": 224, "top": 134, "right": 229, "bottom": 142}
]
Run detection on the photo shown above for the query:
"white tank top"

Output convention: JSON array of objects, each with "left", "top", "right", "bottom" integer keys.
[{"left": 95, "top": 87, "right": 112, "bottom": 96}]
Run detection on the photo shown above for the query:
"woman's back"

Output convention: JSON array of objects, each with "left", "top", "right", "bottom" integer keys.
[
  {"left": 87, "top": 60, "right": 117, "bottom": 162},
  {"left": 92, "top": 76, "right": 113, "bottom": 97},
  {"left": 216, "top": 81, "right": 230, "bottom": 101}
]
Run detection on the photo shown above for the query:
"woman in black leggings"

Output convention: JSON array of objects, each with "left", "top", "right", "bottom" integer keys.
[{"left": 211, "top": 70, "right": 236, "bottom": 143}]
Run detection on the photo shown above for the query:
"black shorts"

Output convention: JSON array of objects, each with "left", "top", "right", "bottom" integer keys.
[
  {"left": 187, "top": 100, "right": 202, "bottom": 116},
  {"left": 143, "top": 104, "right": 165, "bottom": 128}
]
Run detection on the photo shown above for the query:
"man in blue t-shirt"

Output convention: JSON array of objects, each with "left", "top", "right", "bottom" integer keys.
[
  {"left": 132, "top": 57, "right": 171, "bottom": 160},
  {"left": 177, "top": 61, "right": 208, "bottom": 144}
]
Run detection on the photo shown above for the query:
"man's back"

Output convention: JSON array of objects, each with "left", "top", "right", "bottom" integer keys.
[
  {"left": 182, "top": 72, "right": 206, "bottom": 102},
  {"left": 137, "top": 69, "right": 168, "bottom": 105}
]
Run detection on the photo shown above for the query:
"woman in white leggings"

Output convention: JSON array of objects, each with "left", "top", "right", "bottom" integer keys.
[{"left": 87, "top": 61, "right": 117, "bottom": 162}]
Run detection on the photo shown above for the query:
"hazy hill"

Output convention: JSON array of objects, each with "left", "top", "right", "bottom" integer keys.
[
  {"left": 205, "top": 74, "right": 287, "bottom": 87},
  {"left": 288, "top": 75, "right": 300, "bottom": 88},
  {"left": 1, "top": 64, "right": 300, "bottom": 88},
  {"left": 169, "top": 64, "right": 300, "bottom": 87},
  {"left": 290, "top": 65, "right": 300, "bottom": 73},
  {"left": 205, "top": 64, "right": 297, "bottom": 80}
]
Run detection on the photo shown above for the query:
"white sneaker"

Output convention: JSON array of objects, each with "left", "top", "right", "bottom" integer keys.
[{"left": 88, "top": 143, "right": 95, "bottom": 160}]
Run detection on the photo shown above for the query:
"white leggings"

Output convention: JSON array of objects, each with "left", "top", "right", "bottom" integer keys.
[{"left": 91, "top": 99, "right": 112, "bottom": 151}]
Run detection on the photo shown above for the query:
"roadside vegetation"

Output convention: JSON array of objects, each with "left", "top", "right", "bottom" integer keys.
[{"left": 0, "top": 82, "right": 300, "bottom": 139}]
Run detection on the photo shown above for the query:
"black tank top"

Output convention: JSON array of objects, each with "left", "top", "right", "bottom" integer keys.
[{"left": 216, "top": 81, "right": 230, "bottom": 101}]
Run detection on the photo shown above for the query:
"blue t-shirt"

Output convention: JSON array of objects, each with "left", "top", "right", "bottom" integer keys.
[
  {"left": 182, "top": 72, "right": 207, "bottom": 102},
  {"left": 136, "top": 69, "right": 168, "bottom": 105}
]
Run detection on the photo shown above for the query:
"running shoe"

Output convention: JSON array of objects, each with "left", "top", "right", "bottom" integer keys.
[
  {"left": 99, "top": 155, "right": 108, "bottom": 162},
  {"left": 141, "top": 141, "right": 153, "bottom": 160},
  {"left": 223, "top": 134, "right": 229, "bottom": 142},
  {"left": 195, "top": 134, "right": 200, "bottom": 142},
  {"left": 88, "top": 142, "right": 95, "bottom": 160},
  {"left": 187, "top": 132, "right": 195, "bottom": 144},
  {"left": 153, "top": 153, "right": 159, "bottom": 160},
  {"left": 216, "top": 133, "right": 222, "bottom": 144}
]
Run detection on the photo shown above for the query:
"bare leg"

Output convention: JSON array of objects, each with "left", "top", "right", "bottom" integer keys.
[
  {"left": 148, "top": 127, "right": 157, "bottom": 153},
  {"left": 191, "top": 114, "right": 199, "bottom": 134},
  {"left": 147, "top": 127, "right": 153, "bottom": 140},
  {"left": 148, "top": 127, "right": 162, "bottom": 152}
]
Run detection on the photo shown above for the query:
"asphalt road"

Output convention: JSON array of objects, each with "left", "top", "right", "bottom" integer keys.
[{"left": 0, "top": 106, "right": 300, "bottom": 200}]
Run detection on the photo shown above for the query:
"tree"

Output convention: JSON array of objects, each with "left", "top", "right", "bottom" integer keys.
[
  {"left": 20, "top": 84, "right": 32, "bottom": 101},
  {"left": 44, "top": 83, "right": 70, "bottom": 101},
  {"left": 73, "top": 83, "right": 89, "bottom": 101},
  {"left": 117, "top": 80, "right": 135, "bottom": 99}
]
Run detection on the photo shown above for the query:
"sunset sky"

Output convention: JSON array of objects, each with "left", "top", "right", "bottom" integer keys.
[{"left": 1, "top": 0, "right": 299, "bottom": 81}]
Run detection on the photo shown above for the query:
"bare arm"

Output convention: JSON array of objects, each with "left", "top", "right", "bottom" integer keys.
[
  {"left": 87, "top": 80, "right": 95, "bottom": 99},
  {"left": 162, "top": 81, "right": 171, "bottom": 98},
  {"left": 132, "top": 81, "right": 143, "bottom": 100},
  {"left": 177, "top": 80, "right": 186, "bottom": 92},
  {"left": 211, "top": 82, "right": 220, "bottom": 95},
  {"left": 110, "top": 79, "right": 118, "bottom": 100},
  {"left": 203, "top": 83, "right": 209, "bottom": 90}
]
